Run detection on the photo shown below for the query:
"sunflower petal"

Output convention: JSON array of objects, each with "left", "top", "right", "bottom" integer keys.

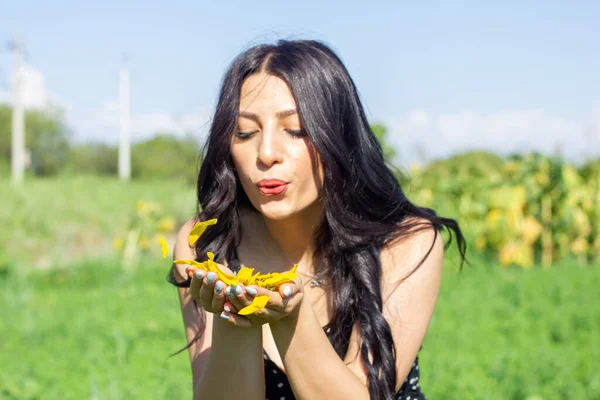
[
  {"left": 205, "top": 252, "right": 236, "bottom": 285},
  {"left": 159, "top": 237, "right": 170, "bottom": 258},
  {"left": 247, "top": 271, "right": 261, "bottom": 286},
  {"left": 238, "top": 295, "right": 270, "bottom": 316},
  {"left": 236, "top": 267, "right": 254, "bottom": 283},
  {"left": 188, "top": 218, "right": 218, "bottom": 246},
  {"left": 173, "top": 259, "right": 204, "bottom": 268},
  {"left": 261, "top": 271, "right": 298, "bottom": 286}
]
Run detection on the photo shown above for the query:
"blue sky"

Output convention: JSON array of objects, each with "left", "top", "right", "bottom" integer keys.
[{"left": 1, "top": 1, "right": 599, "bottom": 166}]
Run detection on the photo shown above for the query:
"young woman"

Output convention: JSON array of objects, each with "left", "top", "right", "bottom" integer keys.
[{"left": 168, "top": 39, "right": 466, "bottom": 400}]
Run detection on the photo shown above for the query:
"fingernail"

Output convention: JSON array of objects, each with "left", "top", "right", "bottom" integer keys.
[
  {"left": 215, "top": 281, "right": 224, "bottom": 294},
  {"left": 220, "top": 313, "right": 230, "bottom": 321},
  {"left": 234, "top": 283, "right": 243, "bottom": 296},
  {"left": 206, "top": 272, "right": 217, "bottom": 284},
  {"left": 245, "top": 286, "right": 258, "bottom": 296},
  {"left": 283, "top": 286, "right": 292, "bottom": 298},
  {"left": 195, "top": 270, "right": 205, "bottom": 280},
  {"left": 223, "top": 304, "right": 231, "bottom": 312},
  {"left": 226, "top": 286, "right": 234, "bottom": 298}
]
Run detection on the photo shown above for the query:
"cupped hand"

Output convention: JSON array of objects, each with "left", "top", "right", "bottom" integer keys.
[
  {"left": 219, "top": 277, "right": 304, "bottom": 328},
  {"left": 187, "top": 262, "right": 233, "bottom": 315}
]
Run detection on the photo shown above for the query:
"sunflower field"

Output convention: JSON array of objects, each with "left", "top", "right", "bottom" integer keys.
[{"left": 404, "top": 152, "right": 600, "bottom": 268}]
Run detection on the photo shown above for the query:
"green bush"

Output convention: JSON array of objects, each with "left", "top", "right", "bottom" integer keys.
[
  {"left": 131, "top": 134, "right": 201, "bottom": 182},
  {"left": 64, "top": 143, "right": 118, "bottom": 176},
  {"left": 0, "top": 105, "right": 71, "bottom": 176}
]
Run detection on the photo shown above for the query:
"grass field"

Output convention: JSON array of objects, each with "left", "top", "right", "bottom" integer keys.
[
  {"left": 0, "top": 176, "right": 195, "bottom": 268},
  {"left": 1, "top": 177, "right": 599, "bottom": 399},
  {"left": 1, "top": 258, "right": 598, "bottom": 400}
]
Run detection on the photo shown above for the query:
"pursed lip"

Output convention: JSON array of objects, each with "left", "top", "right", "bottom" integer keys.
[
  {"left": 256, "top": 179, "right": 288, "bottom": 187},
  {"left": 256, "top": 179, "right": 289, "bottom": 196}
]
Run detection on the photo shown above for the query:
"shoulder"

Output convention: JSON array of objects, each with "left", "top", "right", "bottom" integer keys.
[
  {"left": 175, "top": 217, "right": 199, "bottom": 247},
  {"left": 380, "top": 217, "right": 444, "bottom": 297}
]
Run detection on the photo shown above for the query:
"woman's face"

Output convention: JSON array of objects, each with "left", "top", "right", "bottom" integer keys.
[{"left": 230, "top": 72, "right": 324, "bottom": 220}]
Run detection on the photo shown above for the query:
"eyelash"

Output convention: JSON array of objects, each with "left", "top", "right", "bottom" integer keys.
[{"left": 234, "top": 129, "right": 306, "bottom": 140}]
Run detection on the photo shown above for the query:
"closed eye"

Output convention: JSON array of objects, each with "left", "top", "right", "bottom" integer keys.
[
  {"left": 234, "top": 131, "right": 257, "bottom": 140},
  {"left": 234, "top": 129, "right": 305, "bottom": 140},
  {"left": 285, "top": 129, "right": 306, "bottom": 138}
]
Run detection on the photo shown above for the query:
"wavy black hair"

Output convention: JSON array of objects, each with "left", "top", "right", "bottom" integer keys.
[{"left": 168, "top": 39, "right": 467, "bottom": 400}]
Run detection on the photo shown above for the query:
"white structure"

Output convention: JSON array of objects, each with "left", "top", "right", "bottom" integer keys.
[
  {"left": 118, "top": 62, "right": 131, "bottom": 181},
  {"left": 11, "top": 36, "right": 25, "bottom": 184}
]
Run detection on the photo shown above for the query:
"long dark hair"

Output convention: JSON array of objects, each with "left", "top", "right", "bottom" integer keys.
[{"left": 168, "top": 39, "right": 467, "bottom": 400}]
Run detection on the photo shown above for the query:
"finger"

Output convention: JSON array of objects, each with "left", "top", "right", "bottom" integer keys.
[
  {"left": 219, "top": 310, "right": 253, "bottom": 328},
  {"left": 232, "top": 283, "right": 255, "bottom": 308},
  {"left": 214, "top": 262, "right": 234, "bottom": 276},
  {"left": 246, "top": 286, "right": 283, "bottom": 309},
  {"left": 279, "top": 283, "right": 295, "bottom": 299},
  {"left": 211, "top": 281, "right": 227, "bottom": 313},
  {"left": 189, "top": 268, "right": 205, "bottom": 301},
  {"left": 223, "top": 301, "right": 238, "bottom": 313},
  {"left": 225, "top": 283, "right": 247, "bottom": 312},
  {"left": 199, "top": 271, "right": 218, "bottom": 307}
]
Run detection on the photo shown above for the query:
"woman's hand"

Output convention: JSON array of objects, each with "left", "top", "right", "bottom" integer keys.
[
  {"left": 187, "top": 263, "right": 232, "bottom": 315},
  {"left": 220, "top": 277, "right": 304, "bottom": 328}
]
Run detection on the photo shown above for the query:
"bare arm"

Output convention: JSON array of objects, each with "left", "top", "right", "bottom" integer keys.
[
  {"left": 173, "top": 220, "right": 265, "bottom": 400},
  {"left": 269, "top": 225, "right": 444, "bottom": 399},
  {"left": 270, "top": 297, "right": 371, "bottom": 400}
]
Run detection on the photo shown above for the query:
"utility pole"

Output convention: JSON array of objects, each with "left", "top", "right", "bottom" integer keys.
[
  {"left": 118, "top": 55, "right": 131, "bottom": 181},
  {"left": 10, "top": 36, "right": 25, "bottom": 184}
]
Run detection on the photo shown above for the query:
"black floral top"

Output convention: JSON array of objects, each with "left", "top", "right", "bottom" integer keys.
[
  {"left": 231, "top": 251, "right": 426, "bottom": 399},
  {"left": 263, "top": 346, "right": 426, "bottom": 400}
]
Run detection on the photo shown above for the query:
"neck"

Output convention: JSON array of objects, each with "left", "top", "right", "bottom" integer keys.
[{"left": 262, "top": 201, "right": 322, "bottom": 275}]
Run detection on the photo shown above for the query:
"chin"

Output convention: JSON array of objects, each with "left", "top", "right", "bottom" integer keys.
[{"left": 253, "top": 200, "right": 297, "bottom": 221}]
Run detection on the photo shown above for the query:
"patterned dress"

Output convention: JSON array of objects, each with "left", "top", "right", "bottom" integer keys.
[{"left": 263, "top": 343, "right": 426, "bottom": 400}]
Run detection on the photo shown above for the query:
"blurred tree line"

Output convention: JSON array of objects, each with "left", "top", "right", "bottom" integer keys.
[
  {"left": 3, "top": 105, "right": 599, "bottom": 267},
  {"left": 0, "top": 106, "right": 398, "bottom": 183},
  {"left": 0, "top": 105, "right": 202, "bottom": 182}
]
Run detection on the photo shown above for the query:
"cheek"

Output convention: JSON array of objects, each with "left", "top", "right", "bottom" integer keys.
[
  {"left": 294, "top": 144, "right": 323, "bottom": 191},
  {"left": 231, "top": 146, "right": 256, "bottom": 192},
  {"left": 231, "top": 146, "right": 250, "bottom": 173}
]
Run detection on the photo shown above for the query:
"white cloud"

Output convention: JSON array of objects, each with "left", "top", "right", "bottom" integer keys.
[
  {"left": 0, "top": 65, "right": 65, "bottom": 110},
  {"left": 75, "top": 99, "right": 213, "bottom": 143},
  {"left": 0, "top": 65, "right": 212, "bottom": 144},
  {"left": 387, "top": 107, "right": 600, "bottom": 167}
]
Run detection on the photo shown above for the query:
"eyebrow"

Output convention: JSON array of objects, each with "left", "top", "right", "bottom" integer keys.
[{"left": 239, "top": 109, "right": 297, "bottom": 123}]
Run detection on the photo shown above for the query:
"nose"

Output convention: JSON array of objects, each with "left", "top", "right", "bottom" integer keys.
[{"left": 257, "top": 123, "right": 284, "bottom": 168}]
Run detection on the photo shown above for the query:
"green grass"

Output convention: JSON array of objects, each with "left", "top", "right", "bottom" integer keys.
[
  {"left": 1, "top": 258, "right": 598, "bottom": 400},
  {"left": 0, "top": 258, "right": 190, "bottom": 400},
  {"left": 0, "top": 176, "right": 195, "bottom": 267},
  {"left": 422, "top": 261, "right": 600, "bottom": 399},
  {"left": 1, "top": 177, "right": 598, "bottom": 399}
]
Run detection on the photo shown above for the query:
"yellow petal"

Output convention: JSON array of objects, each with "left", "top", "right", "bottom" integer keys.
[
  {"left": 238, "top": 295, "right": 270, "bottom": 316},
  {"left": 247, "top": 271, "right": 261, "bottom": 286},
  {"left": 188, "top": 218, "right": 218, "bottom": 246},
  {"left": 205, "top": 252, "right": 236, "bottom": 285},
  {"left": 236, "top": 267, "right": 254, "bottom": 284},
  {"left": 261, "top": 271, "right": 297, "bottom": 286},
  {"left": 159, "top": 237, "right": 169, "bottom": 258},
  {"left": 173, "top": 259, "right": 205, "bottom": 268},
  {"left": 253, "top": 272, "right": 277, "bottom": 281}
]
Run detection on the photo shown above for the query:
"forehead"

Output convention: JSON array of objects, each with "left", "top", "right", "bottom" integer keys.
[{"left": 239, "top": 72, "right": 297, "bottom": 113}]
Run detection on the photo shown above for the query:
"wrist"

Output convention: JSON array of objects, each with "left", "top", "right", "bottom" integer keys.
[
  {"left": 211, "top": 316, "right": 263, "bottom": 355},
  {"left": 270, "top": 295, "right": 305, "bottom": 334},
  {"left": 215, "top": 313, "right": 262, "bottom": 334}
]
